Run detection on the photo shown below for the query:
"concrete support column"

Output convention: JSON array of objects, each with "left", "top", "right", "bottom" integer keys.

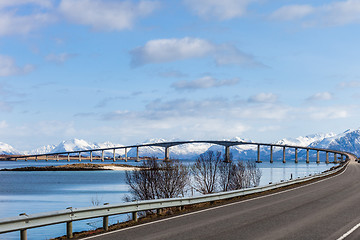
[
  {"left": 164, "top": 147, "right": 170, "bottom": 161},
  {"left": 132, "top": 212, "right": 138, "bottom": 222},
  {"left": 20, "top": 229, "right": 27, "bottom": 240},
  {"left": 136, "top": 147, "right": 140, "bottom": 162},
  {"left": 113, "top": 149, "right": 116, "bottom": 162},
  {"left": 90, "top": 151, "right": 93, "bottom": 162},
  {"left": 295, "top": 148, "right": 298, "bottom": 164},
  {"left": 334, "top": 153, "right": 337, "bottom": 163},
  {"left": 256, "top": 145, "right": 261, "bottom": 163},
  {"left": 103, "top": 216, "right": 109, "bottom": 231},
  {"left": 225, "top": 146, "right": 230, "bottom": 162},
  {"left": 326, "top": 152, "right": 329, "bottom": 164},
  {"left": 56, "top": 154, "right": 59, "bottom": 162},
  {"left": 67, "top": 153, "right": 70, "bottom": 162},
  {"left": 270, "top": 146, "right": 273, "bottom": 163},
  {"left": 35, "top": 156, "right": 38, "bottom": 161},
  {"left": 66, "top": 221, "right": 73, "bottom": 239},
  {"left": 78, "top": 152, "right": 81, "bottom": 162},
  {"left": 306, "top": 149, "right": 310, "bottom": 164},
  {"left": 125, "top": 148, "right": 128, "bottom": 162},
  {"left": 283, "top": 147, "right": 286, "bottom": 163},
  {"left": 46, "top": 155, "right": 48, "bottom": 161},
  {"left": 101, "top": 150, "right": 104, "bottom": 162},
  {"left": 316, "top": 150, "right": 320, "bottom": 164},
  {"left": 341, "top": 155, "right": 344, "bottom": 162}
]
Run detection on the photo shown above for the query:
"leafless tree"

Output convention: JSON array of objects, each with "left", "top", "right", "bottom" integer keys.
[
  {"left": 245, "top": 160, "right": 262, "bottom": 187},
  {"left": 191, "top": 151, "right": 222, "bottom": 194},
  {"left": 125, "top": 158, "right": 189, "bottom": 201},
  {"left": 156, "top": 160, "right": 189, "bottom": 198}
]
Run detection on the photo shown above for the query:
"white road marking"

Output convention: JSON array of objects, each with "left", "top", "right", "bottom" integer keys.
[
  {"left": 81, "top": 164, "right": 349, "bottom": 240},
  {"left": 337, "top": 223, "right": 360, "bottom": 240}
]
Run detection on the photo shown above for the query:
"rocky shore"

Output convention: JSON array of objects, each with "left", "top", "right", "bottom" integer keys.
[{"left": 0, "top": 163, "right": 143, "bottom": 171}]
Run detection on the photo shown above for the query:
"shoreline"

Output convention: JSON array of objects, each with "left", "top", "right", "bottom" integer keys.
[{"left": 0, "top": 163, "right": 143, "bottom": 171}]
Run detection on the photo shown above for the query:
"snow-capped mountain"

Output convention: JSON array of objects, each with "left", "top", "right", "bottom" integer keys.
[
  {"left": 0, "top": 142, "right": 20, "bottom": 155},
  {"left": 25, "top": 144, "right": 56, "bottom": 155},
  {"left": 275, "top": 133, "right": 336, "bottom": 147},
  {"left": 50, "top": 139, "right": 96, "bottom": 153}
]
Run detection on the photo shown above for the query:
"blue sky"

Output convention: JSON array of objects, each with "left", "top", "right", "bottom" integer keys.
[{"left": 1, "top": 0, "right": 360, "bottom": 150}]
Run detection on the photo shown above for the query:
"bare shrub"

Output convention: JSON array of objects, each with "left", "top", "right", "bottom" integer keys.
[
  {"left": 245, "top": 160, "right": 262, "bottom": 187},
  {"left": 125, "top": 158, "right": 189, "bottom": 201},
  {"left": 191, "top": 151, "right": 222, "bottom": 194}
]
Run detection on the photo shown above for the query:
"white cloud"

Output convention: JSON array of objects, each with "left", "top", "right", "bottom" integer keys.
[
  {"left": 248, "top": 93, "right": 278, "bottom": 103},
  {"left": 172, "top": 76, "right": 239, "bottom": 90},
  {"left": 0, "top": 0, "right": 53, "bottom": 9},
  {"left": 45, "top": 53, "right": 77, "bottom": 64},
  {"left": 130, "top": 37, "right": 263, "bottom": 67},
  {"left": 271, "top": 0, "right": 360, "bottom": 26},
  {"left": 0, "top": 55, "right": 34, "bottom": 76},
  {"left": 339, "top": 81, "right": 360, "bottom": 88},
  {"left": 307, "top": 92, "right": 333, "bottom": 101},
  {"left": 59, "top": 0, "right": 160, "bottom": 31},
  {"left": 270, "top": 5, "right": 314, "bottom": 21},
  {"left": 308, "top": 107, "right": 348, "bottom": 120},
  {"left": 183, "top": 0, "right": 254, "bottom": 20}
]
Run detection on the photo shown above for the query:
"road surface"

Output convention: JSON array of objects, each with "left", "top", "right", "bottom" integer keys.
[{"left": 84, "top": 157, "right": 360, "bottom": 240}]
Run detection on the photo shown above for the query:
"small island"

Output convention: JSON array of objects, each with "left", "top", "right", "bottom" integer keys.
[{"left": 0, "top": 163, "right": 143, "bottom": 171}]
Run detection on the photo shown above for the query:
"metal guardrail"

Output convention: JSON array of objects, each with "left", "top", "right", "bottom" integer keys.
[{"left": 0, "top": 160, "right": 349, "bottom": 240}]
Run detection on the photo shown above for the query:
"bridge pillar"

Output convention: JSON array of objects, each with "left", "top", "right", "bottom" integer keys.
[
  {"left": 295, "top": 148, "right": 298, "bottom": 163},
  {"left": 125, "top": 148, "right": 128, "bottom": 162},
  {"left": 326, "top": 152, "right": 329, "bottom": 164},
  {"left": 164, "top": 147, "right": 170, "bottom": 162},
  {"left": 46, "top": 155, "right": 48, "bottom": 161},
  {"left": 56, "top": 154, "right": 59, "bottom": 162},
  {"left": 334, "top": 153, "right": 337, "bottom": 163},
  {"left": 90, "top": 151, "right": 93, "bottom": 162},
  {"left": 136, "top": 147, "right": 140, "bottom": 162},
  {"left": 341, "top": 154, "right": 344, "bottom": 162},
  {"left": 270, "top": 146, "right": 273, "bottom": 163},
  {"left": 113, "top": 149, "right": 116, "bottom": 162},
  {"left": 224, "top": 146, "right": 230, "bottom": 162},
  {"left": 283, "top": 147, "right": 286, "bottom": 163},
  {"left": 316, "top": 150, "right": 320, "bottom": 164},
  {"left": 101, "top": 150, "right": 104, "bottom": 162},
  {"left": 256, "top": 145, "right": 261, "bottom": 163},
  {"left": 78, "top": 152, "right": 81, "bottom": 162},
  {"left": 306, "top": 149, "right": 309, "bottom": 164},
  {"left": 35, "top": 156, "right": 38, "bottom": 161},
  {"left": 67, "top": 153, "right": 70, "bottom": 162}
]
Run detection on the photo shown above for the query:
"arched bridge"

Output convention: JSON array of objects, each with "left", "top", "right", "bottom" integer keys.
[{"left": 11, "top": 140, "right": 351, "bottom": 164}]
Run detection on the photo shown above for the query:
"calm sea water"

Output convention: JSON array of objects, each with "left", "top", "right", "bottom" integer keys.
[{"left": 0, "top": 159, "right": 336, "bottom": 240}]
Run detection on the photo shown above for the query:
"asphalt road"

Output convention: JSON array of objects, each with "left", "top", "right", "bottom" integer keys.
[{"left": 85, "top": 157, "right": 360, "bottom": 240}]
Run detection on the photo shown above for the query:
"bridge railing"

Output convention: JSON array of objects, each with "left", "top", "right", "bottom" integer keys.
[{"left": 0, "top": 159, "right": 349, "bottom": 240}]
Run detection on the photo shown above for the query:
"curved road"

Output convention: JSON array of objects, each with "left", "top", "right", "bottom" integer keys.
[{"left": 85, "top": 157, "right": 360, "bottom": 240}]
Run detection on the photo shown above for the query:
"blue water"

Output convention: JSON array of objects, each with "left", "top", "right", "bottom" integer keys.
[{"left": 0, "top": 159, "right": 336, "bottom": 240}]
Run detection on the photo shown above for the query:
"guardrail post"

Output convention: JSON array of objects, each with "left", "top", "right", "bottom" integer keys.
[
  {"left": 66, "top": 221, "right": 73, "bottom": 239},
  {"left": 316, "top": 150, "right": 320, "bottom": 164},
  {"left": 136, "top": 147, "right": 140, "bottom": 162},
  {"left": 102, "top": 150, "right": 104, "bottom": 162},
  {"left": 295, "top": 148, "right": 298, "bottom": 163},
  {"left": 103, "top": 216, "right": 109, "bottom": 231},
  {"left": 132, "top": 212, "right": 138, "bottom": 222},
  {"left": 125, "top": 148, "right": 128, "bottom": 162},
  {"left": 283, "top": 147, "right": 286, "bottom": 163},
  {"left": 270, "top": 146, "right": 273, "bottom": 163},
  {"left": 326, "top": 152, "right": 329, "bottom": 164},
  {"left": 157, "top": 208, "right": 163, "bottom": 215},
  {"left": 20, "top": 229, "right": 27, "bottom": 240},
  {"left": 306, "top": 149, "right": 309, "bottom": 163},
  {"left": 113, "top": 149, "right": 116, "bottom": 162}
]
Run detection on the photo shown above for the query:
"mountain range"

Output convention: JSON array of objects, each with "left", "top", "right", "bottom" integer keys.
[{"left": 1, "top": 129, "right": 360, "bottom": 158}]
